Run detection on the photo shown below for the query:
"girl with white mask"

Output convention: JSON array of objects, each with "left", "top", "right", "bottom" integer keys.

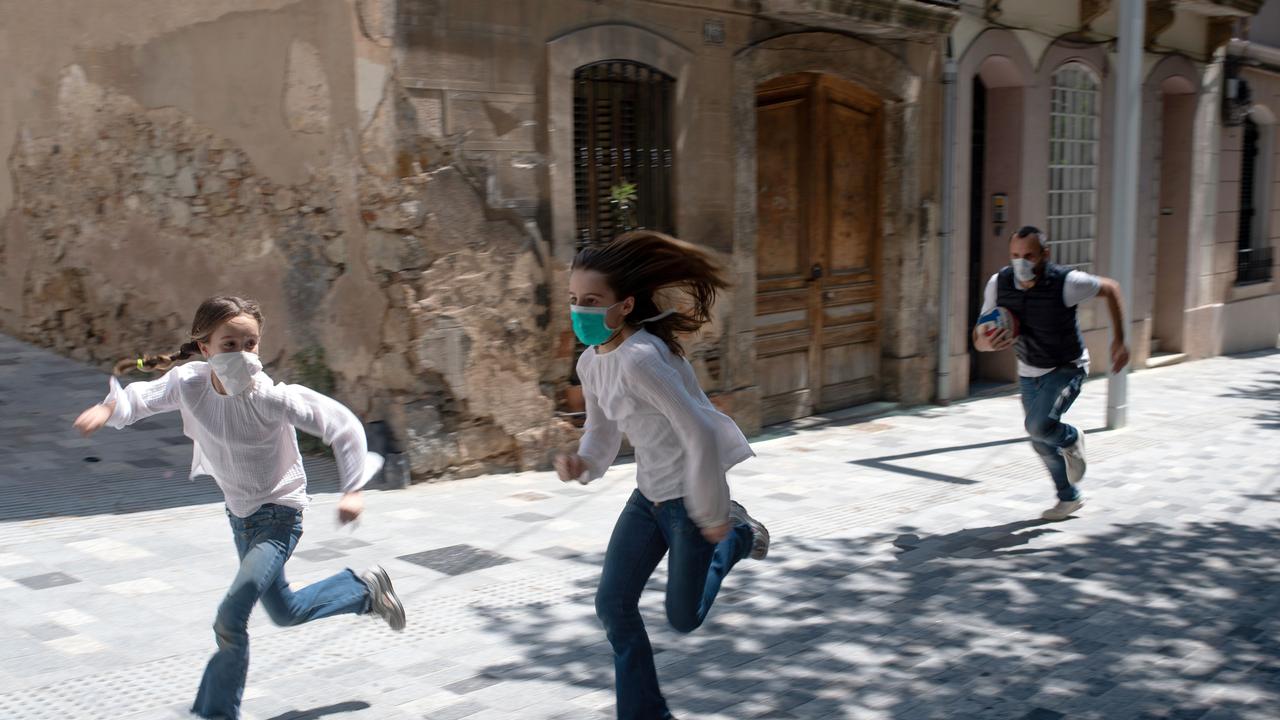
[
  {"left": 556, "top": 231, "right": 770, "bottom": 720},
  {"left": 72, "top": 295, "right": 404, "bottom": 720}
]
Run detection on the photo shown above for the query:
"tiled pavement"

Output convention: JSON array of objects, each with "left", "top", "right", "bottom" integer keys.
[{"left": 1, "top": 332, "right": 1279, "bottom": 719}]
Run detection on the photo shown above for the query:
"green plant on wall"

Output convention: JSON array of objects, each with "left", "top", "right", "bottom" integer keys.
[{"left": 610, "top": 181, "right": 639, "bottom": 234}]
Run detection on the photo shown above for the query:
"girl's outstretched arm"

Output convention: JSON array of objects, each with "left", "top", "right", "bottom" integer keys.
[{"left": 75, "top": 371, "right": 182, "bottom": 436}]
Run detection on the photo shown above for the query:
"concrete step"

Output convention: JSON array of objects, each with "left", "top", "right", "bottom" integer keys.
[{"left": 1146, "top": 351, "right": 1188, "bottom": 369}]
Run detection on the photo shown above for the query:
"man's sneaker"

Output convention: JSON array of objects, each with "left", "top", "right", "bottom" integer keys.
[
  {"left": 1062, "top": 432, "right": 1087, "bottom": 485},
  {"left": 729, "top": 501, "right": 770, "bottom": 560},
  {"left": 1041, "top": 497, "right": 1085, "bottom": 521},
  {"left": 360, "top": 565, "right": 406, "bottom": 631}
]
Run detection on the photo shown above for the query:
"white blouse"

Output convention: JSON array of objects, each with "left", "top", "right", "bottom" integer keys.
[
  {"left": 104, "top": 362, "right": 382, "bottom": 518},
  {"left": 576, "top": 329, "right": 754, "bottom": 528}
]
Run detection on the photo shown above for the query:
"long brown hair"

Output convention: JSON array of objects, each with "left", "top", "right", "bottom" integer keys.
[
  {"left": 114, "top": 296, "right": 264, "bottom": 376},
  {"left": 572, "top": 231, "right": 728, "bottom": 356}
]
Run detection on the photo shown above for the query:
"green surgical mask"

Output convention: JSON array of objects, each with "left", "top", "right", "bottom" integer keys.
[
  {"left": 570, "top": 303, "right": 621, "bottom": 346},
  {"left": 569, "top": 303, "right": 678, "bottom": 347}
]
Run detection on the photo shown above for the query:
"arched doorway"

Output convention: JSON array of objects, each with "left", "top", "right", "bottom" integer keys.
[
  {"left": 1152, "top": 74, "right": 1197, "bottom": 358},
  {"left": 754, "top": 73, "right": 882, "bottom": 425},
  {"left": 967, "top": 54, "right": 1031, "bottom": 386}
]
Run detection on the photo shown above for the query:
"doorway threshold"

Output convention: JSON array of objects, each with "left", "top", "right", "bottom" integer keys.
[
  {"left": 967, "top": 380, "right": 1019, "bottom": 399},
  {"left": 1145, "top": 352, "right": 1188, "bottom": 369},
  {"left": 754, "top": 401, "right": 900, "bottom": 441}
]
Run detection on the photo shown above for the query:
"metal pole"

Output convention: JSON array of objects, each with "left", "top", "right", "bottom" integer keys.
[
  {"left": 1107, "top": 0, "right": 1143, "bottom": 429},
  {"left": 937, "top": 41, "right": 958, "bottom": 404}
]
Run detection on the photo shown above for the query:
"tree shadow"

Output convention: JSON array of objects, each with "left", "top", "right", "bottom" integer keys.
[
  {"left": 1243, "top": 493, "right": 1280, "bottom": 504},
  {"left": 1219, "top": 370, "right": 1280, "bottom": 430},
  {"left": 265, "top": 701, "right": 372, "bottom": 719},
  {"left": 469, "top": 518, "right": 1280, "bottom": 719}
]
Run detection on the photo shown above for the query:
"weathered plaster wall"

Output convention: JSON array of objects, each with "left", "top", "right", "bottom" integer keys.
[
  {"left": 4, "top": 0, "right": 956, "bottom": 469},
  {"left": 1, "top": 0, "right": 574, "bottom": 479}
]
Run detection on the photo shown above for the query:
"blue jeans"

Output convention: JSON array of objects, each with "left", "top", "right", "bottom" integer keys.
[
  {"left": 192, "top": 504, "right": 370, "bottom": 719},
  {"left": 1020, "top": 366, "right": 1086, "bottom": 502},
  {"left": 596, "top": 489, "right": 753, "bottom": 720}
]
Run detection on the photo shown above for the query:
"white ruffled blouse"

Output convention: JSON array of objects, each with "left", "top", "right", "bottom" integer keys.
[
  {"left": 104, "top": 361, "right": 382, "bottom": 518},
  {"left": 576, "top": 329, "right": 754, "bottom": 528}
]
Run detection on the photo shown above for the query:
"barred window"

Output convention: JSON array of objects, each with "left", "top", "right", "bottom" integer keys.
[
  {"left": 573, "top": 61, "right": 675, "bottom": 250},
  {"left": 1047, "top": 63, "right": 1101, "bottom": 271},
  {"left": 1238, "top": 116, "right": 1276, "bottom": 284},
  {"left": 1239, "top": 117, "right": 1260, "bottom": 252}
]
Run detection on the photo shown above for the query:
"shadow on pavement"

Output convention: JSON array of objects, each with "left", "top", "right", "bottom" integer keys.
[
  {"left": 1219, "top": 370, "right": 1280, "bottom": 431},
  {"left": 470, "top": 518, "right": 1280, "bottom": 719},
  {"left": 846, "top": 428, "right": 1106, "bottom": 486},
  {"left": 265, "top": 701, "right": 372, "bottom": 719}
]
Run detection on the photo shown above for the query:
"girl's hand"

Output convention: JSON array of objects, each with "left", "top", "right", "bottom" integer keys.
[
  {"left": 700, "top": 522, "right": 731, "bottom": 544},
  {"left": 554, "top": 453, "right": 588, "bottom": 483},
  {"left": 337, "top": 492, "right": 364, "bottom": 525},
  {"left": 73, "top": 403, "right": 115, "bottom": 437}
]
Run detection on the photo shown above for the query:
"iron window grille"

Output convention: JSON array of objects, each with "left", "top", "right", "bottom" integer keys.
[
  {"left": 1047, "top": 63, "right": 1101, "bottom": 272},
  {"left": 1236, "top": 118, "right": 1274, "bottom": 284},
  {"left": 572, "top": 60, "right": 676, "bottom": 251}
]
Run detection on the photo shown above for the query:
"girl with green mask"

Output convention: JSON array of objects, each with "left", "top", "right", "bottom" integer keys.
[{"left": 555, "top": 230, "right": 770, "bottom": 720}]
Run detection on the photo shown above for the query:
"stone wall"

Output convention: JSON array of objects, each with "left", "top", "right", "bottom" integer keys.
[
  {"left": 0, "top": 0, "right": 576, "bottom": 479},
  {"left": 3, "top": 0, "right": 955, "bottom": 478},
  {"left": 396, "top": 0, "right": 952, "bottom": 428}
]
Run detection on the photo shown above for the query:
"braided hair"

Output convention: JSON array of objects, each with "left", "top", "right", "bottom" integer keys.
[{"left": 114, "top": 296, "right": 264, "bottom": 376}]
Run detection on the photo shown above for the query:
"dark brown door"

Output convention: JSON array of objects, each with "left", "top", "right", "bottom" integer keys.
[{"left": 755, "top": 73, "right": 882, "bottom": 426}]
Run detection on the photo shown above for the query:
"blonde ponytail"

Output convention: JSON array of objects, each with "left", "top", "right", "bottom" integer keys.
[{"left": 112, "top": 295, "right": 264, "bottom": 376}]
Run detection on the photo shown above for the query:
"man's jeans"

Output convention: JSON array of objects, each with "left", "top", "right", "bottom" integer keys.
[
  {"left": 595, "top": 489, "right": 753, "bottom": 720},
  {"left": 1020, "top": 366, "right": 1086, "bottom": 502},
  {"left": 192, "top": 504, "right": 370, "bottom": 719}
]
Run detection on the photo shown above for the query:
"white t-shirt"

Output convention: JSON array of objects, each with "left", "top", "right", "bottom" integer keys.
[
  {"left": 980, "top": 269, "right": 1102, "bottom": 378},
  {"left": 576, "top": 328, "right": 755, "bottom": 529},
  {"left": 105, "top": 362, "right": 383, "bottom": 517}
]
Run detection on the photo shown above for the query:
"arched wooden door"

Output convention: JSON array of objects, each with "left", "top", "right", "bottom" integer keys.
[{"left": 755, "top": 73, "right": 882, "bottom": 425}]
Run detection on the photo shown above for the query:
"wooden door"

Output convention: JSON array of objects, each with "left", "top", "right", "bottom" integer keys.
[{"left": 755, "top": 74, "right": 882, "bottom": 426}]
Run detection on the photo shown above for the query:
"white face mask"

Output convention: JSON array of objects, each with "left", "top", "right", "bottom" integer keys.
[
  {"left": 207, "top": 351, "right": 262, "bottom": 396},
  {"left": 1011, "top": 258, "right": 1039, "bottom": 287}
]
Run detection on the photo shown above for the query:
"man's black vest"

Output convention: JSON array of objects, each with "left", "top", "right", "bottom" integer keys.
[{"left": 996, "top": 263, "right": 1084, "bottom": 369}]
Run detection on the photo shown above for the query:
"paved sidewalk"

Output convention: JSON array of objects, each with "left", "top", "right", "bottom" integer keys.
[{"left": 1, "top": 333, "right": 1278, "bottom": 720}]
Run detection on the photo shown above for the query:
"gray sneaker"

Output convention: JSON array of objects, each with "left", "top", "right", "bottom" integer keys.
[
  {"left": 1041, "top": 497, "right": 1085, "bottom": 521},
  {"left": 360, "top": 566, "right": 406, "bottom": 631},
  {"left": 729, "top": 501, "right": 770, "bottom": 560},
  {"left": 1062, "top": 432, "right": 1087, "bottom": 485}
]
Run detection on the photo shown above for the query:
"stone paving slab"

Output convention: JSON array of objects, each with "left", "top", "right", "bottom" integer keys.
[{"left": 1, "top": 333, "right": 1279, "bottom": 719}]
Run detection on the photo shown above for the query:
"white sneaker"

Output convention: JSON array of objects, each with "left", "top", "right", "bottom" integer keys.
[
  {"left": 729, "top": 501, "right": 770, "bottom": 560},
  {"left": 1062, "top": 432, "right": 1087, "bottom": 485},
  {"left": 360, "top": 565, "right": 406, "bottom": 631},
  {"left": 1041, "top": 498, "right": 1085, "bottom": 521}
]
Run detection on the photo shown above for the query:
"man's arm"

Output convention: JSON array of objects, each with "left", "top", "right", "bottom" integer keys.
[
  {"left": 1097, "top": 277, "right": 1130, "bottom": 373},
  {"left": 973, "top": 274, "right": 1012, "bottom": 352}
]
